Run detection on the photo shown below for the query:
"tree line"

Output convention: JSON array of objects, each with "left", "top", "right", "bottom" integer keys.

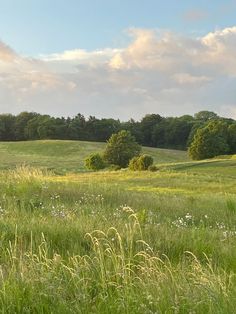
[{"left": 0, "top": 110, "right": 235, "bottom": 157}]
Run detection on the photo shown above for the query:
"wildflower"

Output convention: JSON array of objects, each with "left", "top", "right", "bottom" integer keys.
[{"left": 185, "top": 213, "right": 192, "bottom": 220}]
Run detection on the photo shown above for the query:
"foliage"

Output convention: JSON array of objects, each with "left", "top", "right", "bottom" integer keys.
[
  {"left": 138, "top": 154, "right": 154, "bottom": 170},
  {"left": 0, "top": 110, "right": 234, "bottom": 153},
  {"left": 152, "top": 116, "right": 195, "bottom": 149},
  {"left": 194, "top": 110, "right": 219, "bottom": 121},
  {"left": 148, "top": 164, "right": 158, "bottom": 172},
  {"left": 85, "top": 153, "right": 105, "bottom": 171},
  {"left": 128, "top": 156, "right": 140, "bottom": 171},
  {"left": 0, "top": 114, "right": 16, "bottom": 141},
  {"left": 104, "top": 130, "right": 141, "bottom": 167},
  {"left": 228, "top": 123, "right": 236, "bottom": 153},
  {"left": 108, "top": 164, "right": 121, "bottom": 171},
  {"left": 129, "top": 154, "right": 154, "bottom": 171},
  {"left": 140, "top": 114, "right": 162, "bottom": 146},
  {"left": 189, "top": 121, "right": 230, "bottom": 160}
]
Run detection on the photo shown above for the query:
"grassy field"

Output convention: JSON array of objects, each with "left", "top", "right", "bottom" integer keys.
[
  {"left": 0, "top": 141, "right": 235, "bottom": 313},
  {"left": 0, "top": 140, "right": 189, "bottom": 173}
]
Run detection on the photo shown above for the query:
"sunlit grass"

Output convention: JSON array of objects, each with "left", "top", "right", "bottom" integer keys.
[
  {"left": 0, "top": 140, "right": 189, "bottom": 173},
  {"left": 0, "top": 156, "right": 235, "bottom": 312}
]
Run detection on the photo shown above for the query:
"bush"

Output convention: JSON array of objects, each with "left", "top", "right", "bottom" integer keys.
[
  {"left": 129, "top": 154, "right": 153, "bottom": 171},
  {"left": 138, "top": 154, "right": 153, "bottom": 170},
  {"left": 128, "top": 156, "right": 140, "bottom": 171},
  {"left": 148, "top": 165, "right": 158, "bottom": 172},
  {"left": 85, "top": 153, "right": 105, "bottom": 171},
  {"left": 104, "top": 130, "right": 141, "bottom": 168}
]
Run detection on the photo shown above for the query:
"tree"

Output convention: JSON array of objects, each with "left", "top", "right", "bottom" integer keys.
[
  {"left": 120, "top": 119, "right": 143, "bottom": 144},
  {"left": 15, "top": 112, "right": 38, "bottom": 140},
  {"left": 164, "top": 117, "right": 194, "bottom": 149},
  {"left": 0, "top": 114, "right": 16, "bottom": 141},
  {"left": 129, "top": 154, "right": 153, "bottom": 171},
  {"left": 87, "top": 118, "right": 120, "bottom": 142},
  {"left": 140, "top": 114, "right": 162, "bottom": 146},
  {"left": 85, "top": 153, "right": 105, "bottom": 171},
  {"left": 24, "top": 114, "right": 48, "bottom": 139},
  {"left": 104, "top": 130, "right": 141, "bottom": 167},
  {"left": 152, "top": 119, "right": 167, "bottom": 148},
  {"left": 194, "top": 111, "right": 219, "bottom": 121},
  {"left": 187, "top": 121, "right": 205, "bottom": 147},
  {"left": 188, "top": 124, "right": 229, "bottom": 160},
  {"left": 67, "top": 114, "right": 88, "bottom": 140},
  {"left": 228, "top": 123, "right": 236, "bottom": 153}
]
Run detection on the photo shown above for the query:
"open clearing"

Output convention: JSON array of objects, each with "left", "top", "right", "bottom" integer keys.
[{"left": 0, "top": 140, "right": 235, "bottom": 313}]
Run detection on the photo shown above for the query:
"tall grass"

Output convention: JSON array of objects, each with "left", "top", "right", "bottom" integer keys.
[
  {"left": 0, "top": 166, "right": 235, "bottom": 312},
  {"left": 0, "top": 214, "right": 235, "bottom": 313}
]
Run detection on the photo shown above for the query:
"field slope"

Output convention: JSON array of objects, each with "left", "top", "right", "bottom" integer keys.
[{"left": 0, "top": 140, "right": 189, "bottom": 173}]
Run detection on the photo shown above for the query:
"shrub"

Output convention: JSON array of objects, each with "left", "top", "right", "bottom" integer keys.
[
  {"left": 104, "top": 130, "right": 141, "bottom": 168},
  {"left": 85, "top": 153, "right": 105, "bottom": 171},
  {"left": 128, "top": 156, "right": 140, "bottom": 171},
  {"left": 138, "top": 154, "right": 153, "bottom": 170},
  {"left": 148, "top": 165, "right": 158, "bottom": 172},
  {"left": 129, "top": 154, "right": 153, "bottom": 171}
]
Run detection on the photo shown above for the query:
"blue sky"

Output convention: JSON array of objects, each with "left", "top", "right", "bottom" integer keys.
[
  {"left": 0, "top": 0, "right": 236, "bottom": 119},
  {"left": 0, "top": 0, "right": 236, "bottom": 55}
]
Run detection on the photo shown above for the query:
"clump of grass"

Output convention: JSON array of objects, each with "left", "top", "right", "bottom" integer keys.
[{"left": 6, "top": 165, "right": 49, "bottom": 181}]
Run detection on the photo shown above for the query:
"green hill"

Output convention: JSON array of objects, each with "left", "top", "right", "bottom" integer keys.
[
  {"left": 162, "top": 155, "right": 236, "bottom": 178},
  {"left": 0, "top": 140, "right": 189, "bottom": 173}
]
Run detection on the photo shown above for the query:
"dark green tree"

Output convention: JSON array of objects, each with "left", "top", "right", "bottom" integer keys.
[
  {"left": 140, "top": 114, "right": 162, "bottom": 146},
  {"left": 188, "top": 123, "right": 229, "bottom": 160},
  {"left": 120, "top": 119, "right": 143, "bottom": 143},
  {"left": 164, "top": 116, "right": 194, "bottom": 149},
  {"left": 87, "top": 117, "right": 120, "bottom": 141},
  {"left": 24, "top": 115, "right": 49, "bottom": 139},
  {"left": 228, "top": 123, "right": 236, "bottom": 153},
  {"left": 0, "top": 114, "right": 16, "bottom": 141},
  {"left": 15, "top": 112, "right": 38, "bottom": 140},
  {"left": 67, "top": 114, "right": 88, "bottom": 140},
  {"left": 104, "top": 130, "right": 141, "bottom": 167},
  {"left": 194, "top": 111, "right": 219, "bottom": 121}
]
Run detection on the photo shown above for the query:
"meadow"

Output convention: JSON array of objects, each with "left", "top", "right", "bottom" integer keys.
[
  {"left": 0, "top": 140, "right": 235, "bottom": 313},
  {"left": 0, "top": 140, "right": 189, "bottom": 173}
]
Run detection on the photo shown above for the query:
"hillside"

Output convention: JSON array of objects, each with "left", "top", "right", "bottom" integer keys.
[
  {"left": 162, "top": 155, "right": 236, "bottom": 178},
  {"left": 0, "top": 140, "right": 189, "bottom": 173}
]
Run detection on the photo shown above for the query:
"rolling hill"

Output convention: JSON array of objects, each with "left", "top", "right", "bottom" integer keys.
[{"left": 0, "top": 140, "right": 189, "bottom": 173}]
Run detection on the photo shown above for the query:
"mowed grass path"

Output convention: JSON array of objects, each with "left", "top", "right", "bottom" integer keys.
[{"left": 0, "top": 140, "right": 189, "bottom": 173}]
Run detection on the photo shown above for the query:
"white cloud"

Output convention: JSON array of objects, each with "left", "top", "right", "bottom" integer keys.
[
  {"left": 173, "top": 73, "right": 212, "bottom": 85},
  {"left": 0, "top": 26, "right": 236, "bottom": 120},
  {"left": 0, "top": 41, "right": 16, "bottom": 62}
]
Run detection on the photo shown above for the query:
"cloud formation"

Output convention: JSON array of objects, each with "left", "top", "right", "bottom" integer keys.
[{"left": 0, "top": 26, "right": 236, "bottom": 120}]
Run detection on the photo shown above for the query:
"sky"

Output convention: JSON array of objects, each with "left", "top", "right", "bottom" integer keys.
[{"left": 0, "top": 0, "right": 236, "bottom": 120}]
